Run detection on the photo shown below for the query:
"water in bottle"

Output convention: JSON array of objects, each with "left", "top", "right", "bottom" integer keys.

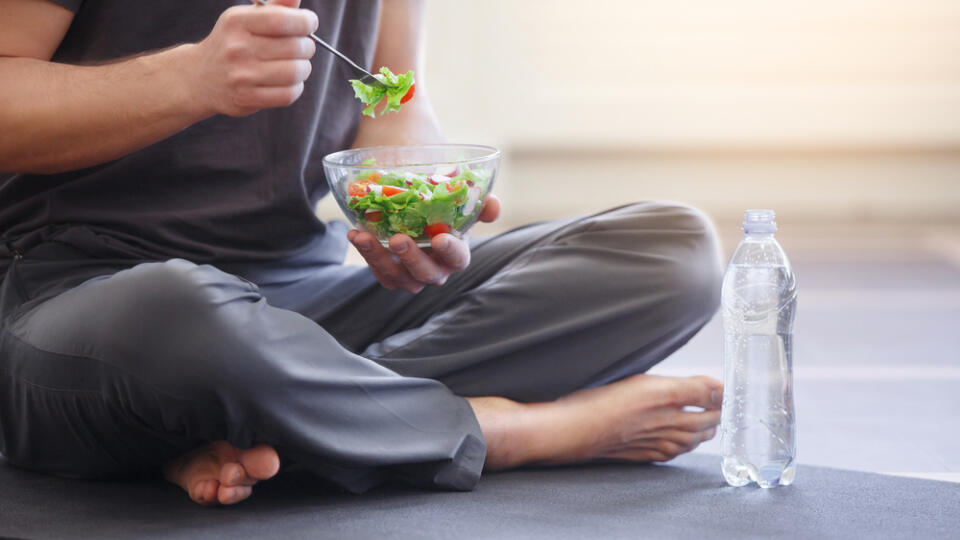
[{"left": 720, "top": 209, "right": 797, "bottom": 488}]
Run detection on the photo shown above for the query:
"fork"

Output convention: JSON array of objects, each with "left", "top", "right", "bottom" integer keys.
[{"left": 254, "top": 0, "right": 388, "bottom": 88}]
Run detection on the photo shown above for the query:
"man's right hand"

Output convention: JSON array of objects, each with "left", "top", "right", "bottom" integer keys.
[{"left": 189, "top": 0, "right": 319, "bottom": 117}]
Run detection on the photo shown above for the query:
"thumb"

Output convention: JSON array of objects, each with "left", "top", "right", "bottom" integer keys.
[
  {"left": 251, "top": 0, "right": 302, "bottom": 7},
  {"left": 479, "top": 194, "right": 501, "bottom": 223}
]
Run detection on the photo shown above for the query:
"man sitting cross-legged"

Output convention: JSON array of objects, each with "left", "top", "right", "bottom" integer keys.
[{"left": 0, "top": 0, "right": 723, "bottom": 505}]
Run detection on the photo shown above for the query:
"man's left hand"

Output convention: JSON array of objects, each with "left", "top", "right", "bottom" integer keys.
[{"left": 347, "top": 194, "right": 501, "bottom": 293}]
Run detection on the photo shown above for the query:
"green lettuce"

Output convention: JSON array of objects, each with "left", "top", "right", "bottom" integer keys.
[
  {"left": 349, "top": 67, "right": 415, "bottom": 118},
  {"left": 346, "top": 166, "right": 493, "bottom": 240}
]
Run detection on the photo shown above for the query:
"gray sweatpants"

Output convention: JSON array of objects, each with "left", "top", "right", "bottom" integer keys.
[{"left": 0, "top": 202, "right": 722, "bottom": 493}]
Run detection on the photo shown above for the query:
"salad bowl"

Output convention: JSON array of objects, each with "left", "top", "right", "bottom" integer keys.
[{"left": 323, "top": 144, "right": 500, "bottom": 247}]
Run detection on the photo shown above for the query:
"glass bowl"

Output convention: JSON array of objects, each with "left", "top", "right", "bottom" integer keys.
[{"left": 323, "top": 144, "right": 500, "bottom": 247}]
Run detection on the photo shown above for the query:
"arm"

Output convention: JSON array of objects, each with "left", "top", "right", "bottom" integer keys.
[
  {"left": 350, "top": 0, "right": 443, "bottom": 148},
  {"left": 345, "top": 0, "right": 500, "bottom": 293},
  {"left": 0, "top": 0, "right": 319, "bottom": 174}
]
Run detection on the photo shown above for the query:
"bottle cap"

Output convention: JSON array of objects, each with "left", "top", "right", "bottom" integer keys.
[{"left": 742, "top": 209, "right": 777, "bottom": 233}]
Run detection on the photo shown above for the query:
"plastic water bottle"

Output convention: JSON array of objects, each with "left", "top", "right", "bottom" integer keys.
[{"left": 720, "top": 209, "right": 797, "bottom": 488}]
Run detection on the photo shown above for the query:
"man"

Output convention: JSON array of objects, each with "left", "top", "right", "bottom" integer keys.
[{"left": 0, "top": 0, "right": 724, "bottom": 506}]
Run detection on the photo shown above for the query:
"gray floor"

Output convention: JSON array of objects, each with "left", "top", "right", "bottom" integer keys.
[
  {"left": 2, "top": 453, "right": 958, "bottom": 540},
  {"left": 2, "top": 227, "right": 959, "bottom": 538}
]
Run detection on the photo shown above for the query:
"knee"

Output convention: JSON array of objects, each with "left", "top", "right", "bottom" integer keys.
[
  {"left": 96, "top": 260, "right": 263, "bottom": 388},
  {"left": 114, "top": 259, "right": 256, "bottom": 317},
  {"left": 608, "top": 202, "right": 722, "bottom": 322},
  {"left": 653, "top": 203, "right": 723, "bottom": 323}
]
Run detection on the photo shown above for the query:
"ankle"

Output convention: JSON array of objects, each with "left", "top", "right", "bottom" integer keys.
[
  {"left": 467, "top": 396, "right": 589, "bottom": 469},
  {"left": 467, "top": 396, "right": 535, "bottom": 469}
]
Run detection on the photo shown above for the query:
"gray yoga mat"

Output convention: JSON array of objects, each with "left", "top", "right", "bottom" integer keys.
[{"left": 1, "top": 452, "right": 957, "bottom": 539}]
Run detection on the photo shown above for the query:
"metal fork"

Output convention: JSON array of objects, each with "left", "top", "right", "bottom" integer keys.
[{"left": 254, "top": 0, "right": 388, "bottom": 88}]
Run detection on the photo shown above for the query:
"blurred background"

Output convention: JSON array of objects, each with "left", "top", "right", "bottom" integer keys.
[{"left": 425, "top": 0, "right": 960, "bottom": 234}]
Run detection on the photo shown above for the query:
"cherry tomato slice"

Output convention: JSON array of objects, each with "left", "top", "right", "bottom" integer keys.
[
  {"left": 347, "top": 182, "right": 369, "bottom": 197},
  {"left": 365, "top": 210, "right": 382, "bottom": 222},
  {"left": 425, "top": 223, "right": 451, "bottom": 238},
  {"left": 401, "top": 83, "right": 416, "bottom": 104},
  {"left": 382, "top": 186, "right": 406, "bottom": 197}
]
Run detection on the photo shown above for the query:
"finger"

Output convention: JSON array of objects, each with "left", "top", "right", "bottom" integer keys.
[
  {"left": 258, "top": 0, "right": 302, "bottom": 7},
  {"left": 245, "top": 59, "right": 311, "bottom": 86},
  {"left": 238, "top": 6, "right": 319, "bottom": 37},
  {"left": 352, "top": 232, "right": 424, "bottom": 293},
  {"left": 237, "top": 82, "right": 304, "bottom": 108},
  {"left": 251, "top": 35, "right": 316, "bottom": 60},
  {"left": 218, "top": 484, "right": 253, "bottom": 505},
  {"left": 430, "top": 234, "right": 470, "bottom": 272},
  {"left": 673, "top": 410, "right": 721, "bottom": 432},
  {"left": 478, "top": 194, "right": 501, "bottom": 223},
  {"left": 389, "top": 235, "right": 450, "bottom": 285}
]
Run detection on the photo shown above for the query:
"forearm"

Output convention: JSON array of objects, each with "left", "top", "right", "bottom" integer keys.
[
  {"left": 351, "top": 98, "right": 444, "bottom": 148},
  {"left": 351, "top": 0, "right": 443, "bottom": 148},
  {"left": 0, "top": 46, "right": 209, "bottom": 174}
]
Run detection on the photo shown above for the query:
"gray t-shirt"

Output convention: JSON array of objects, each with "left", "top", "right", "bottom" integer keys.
[{"left": 0, "top": 0, "right": 379, "bottom": 266}]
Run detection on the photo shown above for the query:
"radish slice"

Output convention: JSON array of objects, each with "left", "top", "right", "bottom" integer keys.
[
  {"left": 434, "top": 165, "right": 460, "bottom": 177},
  {"left": 462, "top": 185, "right": 481, "bottom": 215},
  {"left": 429, "top": 175, "right": 449, "bottom": 185}
]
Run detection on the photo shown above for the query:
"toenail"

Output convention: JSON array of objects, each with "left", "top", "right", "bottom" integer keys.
[{"left": 711, "top": 390, "right": 722, "bottom": 408}]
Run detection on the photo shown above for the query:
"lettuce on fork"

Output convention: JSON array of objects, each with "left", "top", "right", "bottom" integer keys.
[{"left": 349, "top": 67, "right": 416, "bottom": 117}]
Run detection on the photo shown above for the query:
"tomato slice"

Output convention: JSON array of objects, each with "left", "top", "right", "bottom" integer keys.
[
  {"left": 382, "top": 186, "right": 406, "bottom": 197},
  {"left": 347, "top": 182, "right": 369, "bottom": 197},
  {"left": 367, "top": 172, "right": 382, "bottom": 183},
  {"left": 424, "top": 223, "right": 451, "bottom": 238},
  {"left": 365, "top": 210, "right": 382, "bottom": 222},
  {"left": 401, "top": 83, "right": 415, "bottom": 104}
]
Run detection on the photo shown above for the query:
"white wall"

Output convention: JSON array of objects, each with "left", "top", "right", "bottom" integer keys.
[{"left": 420, "top": 0, "right": 960, "bottom": 226}]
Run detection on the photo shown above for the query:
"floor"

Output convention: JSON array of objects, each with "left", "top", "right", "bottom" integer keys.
[{"left": 4, "top": 452, "right": 958, "bottom": 539}]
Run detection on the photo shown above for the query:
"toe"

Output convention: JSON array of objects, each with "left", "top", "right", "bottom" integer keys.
[
  {"left": 218, "top": 485, "right": 253, "bottom": 505},
  {"left": 190, "top": 479, "right": 220, "bottom": 505},
  {"left": 220, "top": 462, "right": 246, "bottom": 487},
  {"left": 239, "top": 444, "right": 280, "bottom": 480}
]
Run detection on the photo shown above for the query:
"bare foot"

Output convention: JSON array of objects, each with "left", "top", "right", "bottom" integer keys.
[
  {"left": 468, "top": 374, "right": 723, "bottom": 470},
  {"left": 163, "top": 441, "right": 280, "bottom": 506}
]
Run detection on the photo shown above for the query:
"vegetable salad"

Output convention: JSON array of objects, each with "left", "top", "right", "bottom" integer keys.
[
  {"left": 350, "top": 67, "right": 416, "bottom": 118},
  {"left": 345, "top": 162, "right": 489, "bottom": 241}
]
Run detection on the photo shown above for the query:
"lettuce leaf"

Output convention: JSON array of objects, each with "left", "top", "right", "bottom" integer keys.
[
  {"left": 388, "top": 210, "right": 426, "bottom": 237},
  {"left": 349, "top": 67, "right": 415, "bottom": 118}
]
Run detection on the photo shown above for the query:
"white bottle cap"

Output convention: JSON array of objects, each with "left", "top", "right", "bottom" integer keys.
[{"left": 742, "top": 209, "right": 777, "bottom": 233}]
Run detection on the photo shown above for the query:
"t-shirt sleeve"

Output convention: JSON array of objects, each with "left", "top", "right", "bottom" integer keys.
[{"left": 48, "top": 0, "right": 83, "bottom": 13}]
